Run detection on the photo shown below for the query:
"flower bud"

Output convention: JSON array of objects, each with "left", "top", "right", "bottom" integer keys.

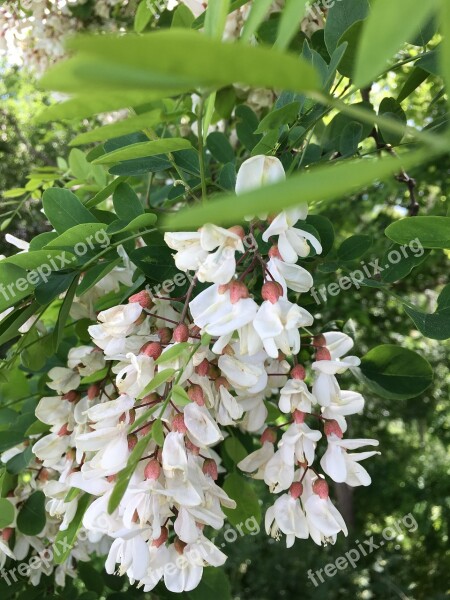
[
  {"left": 229, "top": 281, "right": 249, "bottom": 304},
  {"left": 57, "top": 423, "right": 71, "bottom": 437},
  {"left": 289, "top": 482, "right": 303, "bottom": 499},
  {"left": 172, "top": 413, "right": 187, "bottom": 433},
  {"left": 313, "top": 478, "right": 329, "bottom": 499},
  {"left": 129, "top": 290, "right": 153, "bottom": 309},
  {"left": 158, "top": 328, "right": 172, "bottom": 345},
  {"left": 140, "top": 342, "right": 163, "bottom": 360},
  {"left": 316, "top": 347, "right": 332, "bottom": 361},
  {"left": 312, "top": 334, "right": 326, "bottom": 348},
  {"left": 152, "top": 527, "right": 168, "bottom": 548},
  {"left": 144, "top": 459, "right": 161, "bottom": 480},
  {"left": 293, "top": 410, "right": 306, "bottom": 424},
  {"left": 290, "top": 365, "right": 306, "bottom": 380},
  {"left": 208, "top": 364, "right": 221, "bottom": 380},
  {"left": 173, "top": 323, "right": 189, "bottom": 343},
  {"left": 202, "top": 458, "right": 218, "bottom": 480},
  {"left": 88, "top": 384, "right": 100, "bottom": 400},
  {"left": 174, "top": 537, "right": 187, "bottom": 555},
  {"left": 214, "top": 376, "right": 230, "bottom": 391},
  {"left": 261, "top": 281, "right": 283, "bottom": 304},
  {"left": 127, "top": 434, "right": 138, "bottom": 451},
  {"left": 2, "top": 528, "right": 13, "bottom": 542},
  {"left": 187, "top": 384, "right": 205, "bottom": 406},
  {"left": 228, "top": 225, "right": 246, "bottom": 239},
  {"left": 185, "top": 439, "right": 200, "bottom": 455},
  {"left": 63, "top": 391, "right": 79, "bottom": 403},
  {"left": 195, "top": 359, "right": 209, "bottom": 377},
  {"left": 324, "top": 419, "right": 343, "bottom": 438},
  {"left": 260, "top": 428, "right": 277, "bottom": 444},
  {"left": 268, "top": 245, "right": 282, "bottom": 259}
]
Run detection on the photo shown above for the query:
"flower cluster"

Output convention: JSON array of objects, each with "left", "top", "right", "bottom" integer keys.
[{"left": 14, "top": 155, "right": 379, "bottom": 593}]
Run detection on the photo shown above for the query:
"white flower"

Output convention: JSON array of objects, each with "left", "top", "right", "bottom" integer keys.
[
  {"left": 321, "top": 390, "right": 365, "bottom": 432},
  {"left": 265, "top": 493, "right": 308, "bottom": 547},
  {"left": 262, "top": 205, "right": 322, "bottom": 263},
  {"left": 320, "top": 435, "right": 379, "bottom": 484},
  {"left": 238, "top": 441, "right": 274, "bottom": 478},
  {"left": 115, "top": 353, "right": 155, "bottom": 398},
  {"left": 47, "top": 367, "right": 81, "bottom": 394},
  {"left": 263, "top": 449, "right": 295, "bottom": 493},
  {"left": 68, "top": 346, "right": 105, "bottom": 376},
  {"left": 32, "top": 434, "right": 70, "bottom": 467},
  {"left": 280, "top": 422, "right": 322, "bottom": 466},
  {"left": 184, "top": 403, "right": 223, "bottom": 447},
  {"left": 218, "top": 352, "right": 267, "bottom": 394},
  {"left": 164, "top": 232, "right": 208, "bottom": 272},
  {"left": 304, "top": 493, "right": 348, "bottom": 544},
  {"left": 253, "top": 299, "right": 313, "bottom": 359},
  {"left": 35, "top": 396, "right": 72, "bottom": 431},
  {"left": 279, "top": 379, "right": 315, "bottom": 414},
  {"left": 235, "top": 155, "right": 285, "bottom": 195},
  {"left": 312, "top": 356, "right": 361, "bottom": 407},
  {"left": 267, "top": 256, "right": 314, "bottom": 294},
  {"left": 88, "top": 303, "right": 143, "bottom": 356},
  {"left": 190, "top": 284, "right": 258, "bottom": 337},
  {"left": 322, "top": 331, "right": 355, "bottom": 359},
  {"left": 216, "top": 386, "right": 244, "bottom": 426},
  {"left": 162, "top": 432, "right": 188, "bottom": 477},
  {"left": 105, "top": 530, "right": 151, "bottom": 581}
]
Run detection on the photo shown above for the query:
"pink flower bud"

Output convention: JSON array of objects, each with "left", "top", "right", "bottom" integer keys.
[
  {"left": 228, "top": 225, "right": 245, "bottom": 239},
  {"left": 88, "top": 384, "right": 100, "bottom": 400},
  {"left": 324, "top": 420, "right": 343, "bottom": 438},
  {"left": 202, "top": 458, "right": 218, "bottom": 480},
  {"left": 152, "top": 527, "right": 168, "bottom": 548},
  {"left": 174, "top": 538, "right": 187, "bottom": 555},
  {"left": 260, "top": 428, "right": 277, "bottom": 444},
  {"left": 129, "top": 290, "right": 153, "bottom": 309},
  {"left": 144, "top": 459, "right": 161, "bottom": 480},
  {"left": 290, "top": 365, "right": 306, "bottom": 380},
  {"left": 312, "top": 334, "right": 326, "bottom": 348},
  {"left": 293, "top": 410, "right": 306, "bottom": 424},
  {"left": 173, "top": 323, "right": 189, "bottom": 342},
  {"left": 218, "top": 283, "right": 229, "bottom": 295},
  {"left": 214, "top": 376, "right": 230, "bottom": 391},
  {"left": 2, "top": 527, "right": 13, "bottom": 542},
  {"left": 195, "top": 359, "right": 209, "bottom": 377},
  {"left": 313, "top": 478, "right": 329, "bottom": 499},
  {"left": 289, "top": 482, "right": 303, "bottom": 499},
  {"left": 158, "top": 328, "right": 172, "bottom": 345},
  {"left": 229, "top": 281, "right": 249, "bottom": 304},
  {"left": 188, "top": 384, "right": 205, "bottom": 406},
  {"left": 140, "top": 342, "right": 163, "bottom": 359},
  {"left": 127, "top": 434, "right": 138, "bottom": 451},
  {"left": 262, "top": 281, "right": 283, "bottom": 304},
  {"left": 316, "top": 347, "right": 332, "bottom": 361},
  {"left": 185, "top": 439, "right": 200, "bottom": 455},
  {"left": 63, "top": 391, "right": 78, "bottom": 403},
  {"left": 172, "top": 414, "right": 187, "bottom": 433},
  {"left": 57, "top": 423, "right": 71, "bottom": 437},
  {"left": 268, "top": 245, "right": 282, "bottom": 259}
]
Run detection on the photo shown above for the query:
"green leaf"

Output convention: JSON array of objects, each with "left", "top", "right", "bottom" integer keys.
[
  {"left": 172, "top": 3, "right": 195, "bottom": 28},
  {"left": 69, "top": 148, "right": 91, "bottom": 180},
  {"left": 380, "top": 245, "right": 430, "bottom": 283},
  {"left": 354, "top": 0, "right": 439, "bottom": 87},
  {"left": 324, "top": 0, "right": 369, "bottom": 53},
  {"left": 44, "top": 223, "right": 108, "bottom": 250},
  {"left": 206, "top": 132, "right": 235, "bottom": 164},
  {"left": 42, "top": 188, "right": 98, "bottom": 234},
  {"left": 275, "top": 0, "right": 308, "bottom": 51},
  {"left": 108, "top": 432, "right": 153, "bottom": 513},
  {"left": 188, "top": 568, "right": 232, "bottom": 600},
  {"left": 378, "top": 97, "right": 407, "bottom": 146},
  {"left": 397, "top": 67, "right": 429, "bottom": 104},
  {"left": 85, "top": 176, "right": 127, "bottom": 209},
  {"left": 385, "top": 216, "right": 450, "bottom": 249},
  {"left": 53, "top": 493, "right": 92, "bottom": 564},
  {"left": 224, "top": 437, "right": 247, "bottom": 464},
  {"left": 113, "top": 183, "right": 144, "bottom": 220},
  {"left": 93, "top": 139, "right": 193, "bottom": 164},
  {"left": 155, "top": 342, "right": 190, "bottom": 365},
  {"left": 71, "top": 111, "right": 162, "bottom": 146},
  {"left": 0, "top": 263, "right": 35, "bottom": 313},
  {"left": 137, "top": 368, "right": 176, "bottom": 399},
  {"left": 42, "top": 30, "right": 320, "bottom": 96},
  {"left": 222, "top": 472, "right": 261, "bottom": 530},
  {"left": 171, "top": 384, "right": 191, "bottom": 406},
  {"left": 441, "top": 0, "right": 450, "bottom": 114},
  {"left": 134, "top": 0, "right": 153, "bottom": 33},
  {"left": 108, "top": 213, "right": 157, "bottom": 235},
  {"left": 0, "top": 302, "right": 38, "bottom": 347},
  {"left": 336, "top": 21, "right": 364, "bottom": 78},
  {"left": 77, "top": 259, "right": 121, "bottom": 296},
  {"left": 255, "top": 101, "right": 300, "bottom": 133},
  {"left": 35, "top": 272, "right": 78, "bottom": 305},
  {"left": 337, "top": 234, "right": 372, "bottom": 261},
  {"left": 53, "top": 275, "right": 79, "bottom": 352},
  {"left": 0, "top": 498, "right": 15, "bottom": 528},
  {"left": 240, "top": 0, "right": 273, "bottom": 43},
  {"left": 305, "top": 215, "right": 335, "bottom": 256},
  {"left": 152, "top": 419, "right": 164, "bottom": 446},
  {"left": 403, "top": 284, "right": 450, "bottom": 340},
  {"left": 163, "top": 148, "right": 431, "bottom": 230},
  {"left": 204, "top": 0, "right": 231, "bottom": 39},
  {"left": 6, "top": 446, "right": 33, "bottom": 475},
  {"left": 17, "top": 491, "right": 46, "bottom": 536},
  {"left": 339, "top": 121, "right": 363, "bottom": 156},
  {"left": 357, "top": 345, "right": 433, "bottom": 400}
]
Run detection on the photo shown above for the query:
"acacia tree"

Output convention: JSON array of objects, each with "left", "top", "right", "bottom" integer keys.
[{"left": 0, "top": 1, "right": 449, "bottom": 599}]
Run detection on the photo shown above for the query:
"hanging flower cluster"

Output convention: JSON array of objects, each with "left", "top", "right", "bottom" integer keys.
[{"left": 9, "top": 155, "right": 380, "bottom": 593}]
